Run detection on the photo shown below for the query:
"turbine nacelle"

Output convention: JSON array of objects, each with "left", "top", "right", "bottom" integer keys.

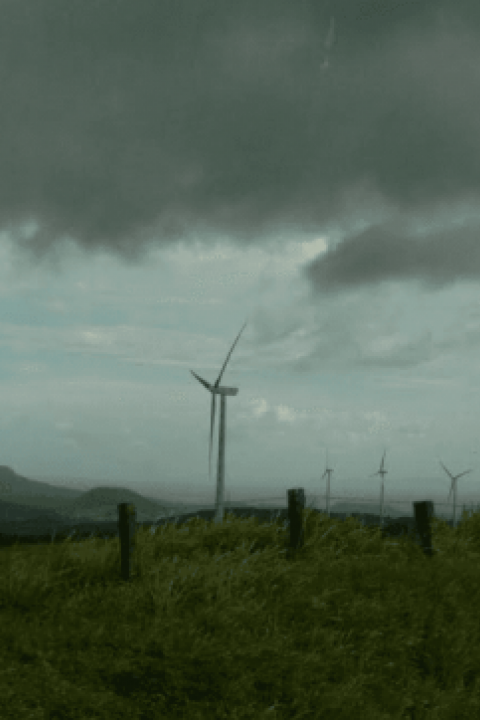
[
  {"left": 371, "top": 449, "right": 387, "bottom": 478},
  {"left": 190, "top": 371, "right": 238, "bottom": 396},
  {"left": 323, "top": 449, "right": 333, "bottom": 479}
]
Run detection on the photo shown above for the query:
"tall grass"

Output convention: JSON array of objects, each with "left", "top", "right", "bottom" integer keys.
[{"left": 1, "top": 498, "right": 480, "bottom": 719}]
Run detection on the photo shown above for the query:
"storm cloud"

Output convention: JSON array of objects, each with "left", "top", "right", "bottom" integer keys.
[{"left": 1, "top": 0, "right": 479, "bottom": 290}]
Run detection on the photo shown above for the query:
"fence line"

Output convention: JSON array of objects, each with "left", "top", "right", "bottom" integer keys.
[
  {"left": 117, "top": 491, "right": 473, "bottom": 581},
  {"left": 161, "top": 494, "right": 480, "bottom": 527},
  {"left": 218, "top": 494, "right": 480, "bottom": 512}
]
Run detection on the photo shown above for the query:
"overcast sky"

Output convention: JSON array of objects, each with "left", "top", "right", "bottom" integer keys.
[{"left": 1, "top": 0, "right": 480, "bottom": 515}]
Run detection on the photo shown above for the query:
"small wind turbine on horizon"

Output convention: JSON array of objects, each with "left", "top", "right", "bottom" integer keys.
[
  {"left": 322, "top": 449, "right": 334, "bottom": 518},
  {"left": 190, "top": 321, "right": 247, "bottom": 524},
  {"left": 321, "top": 16, "right": 336, "bottom": 71},
  {"left": 439, "top": 460, "right": 472, "bottom": 529},
  {"left": 370, "top": 449, "right": 388, "bottom": 527}
]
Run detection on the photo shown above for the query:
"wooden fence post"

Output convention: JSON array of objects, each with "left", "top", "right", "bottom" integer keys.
[
  {"left": 286, "top": 488, "right": 305, "bottom": 560},
  {"left": 118, "top": 503, "right": 137, "bottom": 581},
  {"left": 413, "top": 500, "right": 435, "bottom": 558}
]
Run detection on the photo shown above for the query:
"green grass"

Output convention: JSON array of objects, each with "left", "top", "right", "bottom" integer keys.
[{"left": 1, "top": 498, "right": 480, "bottom": 719}]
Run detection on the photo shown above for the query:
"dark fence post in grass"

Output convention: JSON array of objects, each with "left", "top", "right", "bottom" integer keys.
[
  {"left": 118, "top": 503, "right": 137, "bottom": 581},
  {"left": 413, "top": 501, "right": 435, "bottom": 559},
  {"left": 286, "top": 488, "right": 305, "bottom": 560}
]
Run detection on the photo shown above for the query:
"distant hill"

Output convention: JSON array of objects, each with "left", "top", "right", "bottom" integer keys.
[
  {"left": 54, "top": 486, "right": 172, "bottom": 522},
  {"left": 25, "top": 473, "right": 232, "bottom": 514},
  {"left": 0, "top": 466, "right": 84, "bottom": 500},
  {"left": 0, "top": 467, "right": 215, "bottom": 520}
]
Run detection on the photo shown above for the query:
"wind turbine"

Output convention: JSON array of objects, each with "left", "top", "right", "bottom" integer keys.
[
  {"left": 190, "top": 321, "right": 247, "bottom": 524},
  {"left": 322, "top": 449, "right": 334, "bottom": 518},
  {"left": 321, "top": 16, "right": 336, "bottom": 70},
  {"left": 370, "top": 449, "right": 388, "bottom": 527},
  {"left": 439, "top": 461, "right": 472, "bottom": 529}
]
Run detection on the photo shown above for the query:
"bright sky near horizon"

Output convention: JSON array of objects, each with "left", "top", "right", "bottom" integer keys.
[{"left": 0, "top": 1, "right": 480, "bottom": 515}]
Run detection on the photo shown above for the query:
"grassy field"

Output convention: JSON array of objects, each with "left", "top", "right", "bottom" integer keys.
[{"left": 1, "top": 498, "right": 480, "bottom": 719}]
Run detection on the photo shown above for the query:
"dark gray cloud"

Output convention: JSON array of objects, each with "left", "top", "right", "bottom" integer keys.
[
  {"left": 1, "top": 0, "right": 479, "bottom": 287},
  {"left": 304, "top": 215, "right": 480, "bottom": 295}
]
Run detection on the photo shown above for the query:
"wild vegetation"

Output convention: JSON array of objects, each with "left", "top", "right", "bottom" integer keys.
[{"left": 1, "top": 497, "right": 480, "bottom": 719}]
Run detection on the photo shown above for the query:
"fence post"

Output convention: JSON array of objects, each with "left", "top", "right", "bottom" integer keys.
[
  {"left": 118, "top": 503, "right": 137, "bottom": 581},
  {"left": 286, "top": 488, "right": 305, "bottom": 560},
  {"left": 413, "top": 501, "right": 435, "bottom": 558}
]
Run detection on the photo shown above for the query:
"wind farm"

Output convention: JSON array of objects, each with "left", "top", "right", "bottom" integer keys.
[
  {"left": 308, "top": 451, "right": 476, "bottom": 527},
  {"left": 2, "top": 2, "right": 480, "bottom": 712}
]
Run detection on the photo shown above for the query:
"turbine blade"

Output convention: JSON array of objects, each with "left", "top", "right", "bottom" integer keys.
[
  {"left": 214, "top": 321, "right": 247, "bottom": 388},
  {"left": 191, "top": 370, "right": 212, "bottom": 392},
  {"left": 455, "top": 469, "right": 472, "bottom": 481},
  {"left": 439, "top": 461, "right": 454, "bottom": 480},
  {"left": 209, "top": 393, "right": 217, "bottom": 482}
]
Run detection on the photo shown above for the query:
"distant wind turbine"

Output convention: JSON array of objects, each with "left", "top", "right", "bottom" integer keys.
[
  {"left": 322, "top": 449, "right": 334, "bottom": 518},
  {"left": 370, "top": 449, "right": 388, "bottom": 526},
  {"left": 439, "top": 461, "right": 472, "bottom": 529},
  {"left": 190, "top": 321, "right": 247, "bottom": 524},
  {"left": 321, "top": 16, "right": 336, "bottom": 70}
]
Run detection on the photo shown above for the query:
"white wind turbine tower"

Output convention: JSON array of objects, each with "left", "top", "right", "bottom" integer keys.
[
  {"left": 439, "top": 461, "right": 472, "bottom": 529},
  {"left": 321, "top": 16, "right": 336, "bottom": 71},
  {"left": 322, "top": 449, "right": 334, "bottom": 518},
  {"left": 370, "top": 449, "right": 388, "bottom": 527},
  {"left": 190, "top": 321, "right": 247, "bottom": 525}
]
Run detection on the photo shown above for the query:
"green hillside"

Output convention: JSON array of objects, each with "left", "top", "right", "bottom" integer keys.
[{"left": 59, "top": 486, "right": 168, "bottom": 520}]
